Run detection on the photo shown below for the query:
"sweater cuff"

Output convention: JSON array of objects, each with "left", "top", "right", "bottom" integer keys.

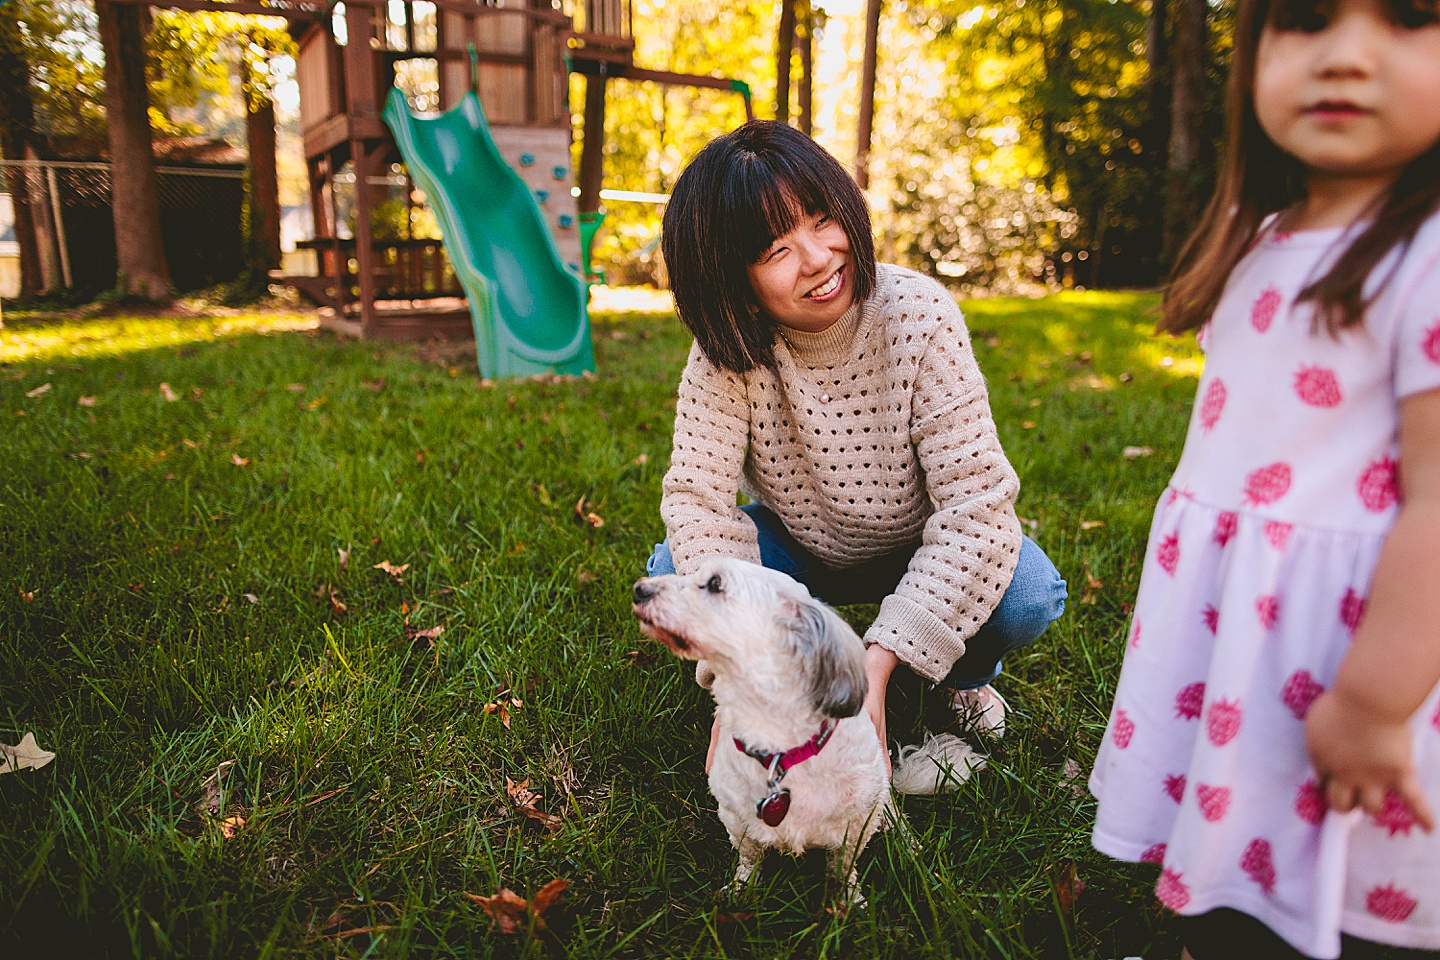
[{"left": 864, "top": 594, "right": 966, "bottom": 684}]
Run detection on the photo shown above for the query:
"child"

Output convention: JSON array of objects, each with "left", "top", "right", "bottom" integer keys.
[
  {"left": 649, "top": 120, "right": 1067, "bottom": 769},
  {"left": 1089, "top": 1, "right": 1440, "bottom": 957}
]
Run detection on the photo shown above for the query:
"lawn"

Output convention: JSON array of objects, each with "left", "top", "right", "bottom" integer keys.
[{"left": 0, "top": 289, "right": 1203, "bottom": 959}]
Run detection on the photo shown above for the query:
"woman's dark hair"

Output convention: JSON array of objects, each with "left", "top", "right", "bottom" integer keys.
[
  {"left": 661, "top": 120, "right": 877, "bottom": 372},
  {"left": 1162, "top": 0, "right": 1440, "bottom": 336}
]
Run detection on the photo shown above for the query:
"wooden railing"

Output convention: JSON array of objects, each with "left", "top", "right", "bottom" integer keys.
[{"left": 296, "top": 238, "right": 463, "bottom": 304}]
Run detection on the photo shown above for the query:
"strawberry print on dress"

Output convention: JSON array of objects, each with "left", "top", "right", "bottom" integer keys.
[{"left": 1089, "top": 217, "right": 1440, "bottom": 959}]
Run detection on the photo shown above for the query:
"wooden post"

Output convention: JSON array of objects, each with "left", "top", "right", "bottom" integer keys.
[
  {"left": 854, "top": 0, "right": 882, "bottom": 188},
  {"left": 578, "top": 68, "right": 606, "bottom": 214},
  {"left": 343, "top": 0, "right": 378, "bottom": 335},
  {"left": 775, "top": 0, "right": 795, "bottom": 124}
]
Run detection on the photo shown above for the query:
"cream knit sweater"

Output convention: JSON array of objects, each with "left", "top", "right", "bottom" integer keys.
[{"left": 661, "top": 263, "right": 1022, "bottom": 682}]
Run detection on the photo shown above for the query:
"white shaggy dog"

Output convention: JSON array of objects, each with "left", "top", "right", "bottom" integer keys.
[{"left": 631, "top": 556, "right": 983, "bottom": 904}]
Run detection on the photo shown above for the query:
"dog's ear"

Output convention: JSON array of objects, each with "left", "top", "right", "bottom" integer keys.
[{"left": 786, "top": 598, "right": 868, "bottom": 719}]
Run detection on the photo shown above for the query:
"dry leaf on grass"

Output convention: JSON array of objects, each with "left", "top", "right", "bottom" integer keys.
[
  {"left": 505, "top": 777, "right": 560, "bottom": 832},
  {"left": 159, "top": 382, "right": 179, "bottom": 402},
  {"left": 1060, "top": 758, "right": 1088, "bottom": 799},
  {"left": 77, "top": 395, "right": 96, "bottom": 407},
  {"left": 0, "top": 732, "right": 56, "bottom": 774},
  {"left": 20, "top": 588, "right": 35, "bottom": 603},
  {"left": 194, "top": 760, "right": 236, "bottom": 817},
  {"left": 337, "top": 547, "right": 350, "bottom": 570},
  {"left": 317, "top": 584, "right": 347, "bottom": 616},
  {"left": 231, "top": 454, "right": 250, "bottom": 467},
  {"left": 243, "top": 593, "right": 260, "bottom": 604},
  {"left": 219, "top": 815, "right": 246, "bottom": 838},
  {"left": 1122, "top": 446, "right": 1154, "bottom": 459},
  {"left": 1055, "top": 862, "right": 1087, "bottom": 916},
  {"left": 465, "top": 878, "right": 568, "bottom": 934},
  {"left": 484, "top": 696, "right": 523, "bottom": 730},
  {"left": 286, "top": 383, "right": 306, "bottom": 393},
  {"left": 373, "top": 561, "right": 409, "bottom": 582},
  {"left": 1079, "top": 520, "right": 1106, "bottom": 531},
  {"left": 573, "top": 496, "right": 604, "bottom": 529},
  {"left": 25, "top": 382, "right": 52, "bottom": 398},
  {"left": 404, "top": 623, "right": 444, "bottom": 649}
]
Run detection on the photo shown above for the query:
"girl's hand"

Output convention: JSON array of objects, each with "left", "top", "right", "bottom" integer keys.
[
  {"left": 864, "top": 644, "right": 900, "bottom": 777},
  {"left": 1305, "top": 688, "right": 1435, "bottom": 831}
]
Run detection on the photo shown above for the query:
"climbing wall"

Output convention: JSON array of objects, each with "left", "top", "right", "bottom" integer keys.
[{"left": 489, "top": 127, "right": 583, "bottom": 280}]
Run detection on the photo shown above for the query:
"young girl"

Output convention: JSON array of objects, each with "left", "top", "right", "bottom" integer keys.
[
  {"left": 1089, "top": 1, "right": 1440, "bottom": 957},
  {"left": 649, "top": 120, "right": 1067, "bottom": 769}
]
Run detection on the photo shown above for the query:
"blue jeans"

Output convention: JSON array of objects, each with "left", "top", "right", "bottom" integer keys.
[{"left": 645, "top": 503, "right": 1067, "bottom": 690}]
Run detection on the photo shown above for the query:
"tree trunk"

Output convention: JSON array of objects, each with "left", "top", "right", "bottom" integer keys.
[
  {"left": 1162, "top": 0, "right": 1206, "bottom": 270},
  {"left": 0, "top": 9, "right": 44, "bottom": 296},
  {"left": 775, "top": 0, "right": 795, "bottom": 124},
  {"left": 797, "top": 0, "right": 812, "bottom": 136},
  {"left": 245, "top": 89, "right": 282, "bottom": 272},
  {"left": 96, "top": 0, "right": 172, "bottom": 300},
  {"left": 1144, "top": 0, "right": 1171, "bottom": 176},
  {"left": 854, "top": 0, "right": 882, "bottom": 188}
]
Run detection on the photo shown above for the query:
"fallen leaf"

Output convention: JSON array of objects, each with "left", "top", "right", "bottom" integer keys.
[
  {"left": 484, "top": 697, "right": 523, "bottom": 730},
  {"left": 219, "top": 815, "right": 246, "bottom": 838},
  {"left": 1079, "top": 520, "right": 1106, "bottom": 530},
  {"left": 1021, "top": 421, "right": 1036, "bottom": 430},
  {"left": 466, "top": 879, "right": 568, "bottom": 935},
  {"left": 20, "top": 588, "right": 35, "bottom": 603},
  {"left": 1060, "top": 758, "right": 1088, "bottom": 799},
  {"left": 194, "top": 760, "right": 236, "bottom": 816},
  {"left": 286, "top": 383, "right": 306, "bottom": 393},
  {"left": 159, "top": 382, "right": 179, "bottom": 402},
  {"left": 1122, "top": 446, "right": 1154, "bottom": 459},
  {"left": 404, "top": 623, "right": 445, "bottom": 648},
  {"left": 337, "top": 547, "right": 350, "bottom": 570},
  {"left": 231, "top": 454, "right": 250, "bottom": 467},
  {"left": 1055, "top": 862, "right": 1087, "bottom": 915},
  {"left": 0, "top": 732, "right": 56, "bottom": 774},
  {"left": 182, "top": 438, "right": 200, "bottom": 449},
  {"left": 67, "top": 451, "right": 91, "bottom": 460},
  {"left": 573, "top": 495, "right": 605, "bottom": 528},
  {"left": 191, "top": 387, "right": 203, "bottom": 400},
  {"left": 362, "top": 378, "right": 387, "bottom": 392},
  {"left": 25, "top": 382, "right": 51, "bottom": 398},
  {"left": 632, "top": 453, "right": 649, "bottom": 466},
  {"left": 77, "top": 395, "right": 97, "bottom": 407},
  {"left": 243, "top": 593, "right": 260, "bottom": 604},
  {"left": 465, "top": 888, "right": 529, "bottom": 934},
  {"left": 505, "top": 777, "right": 560, "bottom": 831},
  {"left": 574, "top": 569, "right": 597, "bottom": 585},
  {"left": 374, "top": 561, "right": 409, "bottom": 581}
]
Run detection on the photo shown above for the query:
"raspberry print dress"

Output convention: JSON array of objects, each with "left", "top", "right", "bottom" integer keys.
[{"left": 1090, "top": 214, "right": 1440, "bottom": 960}]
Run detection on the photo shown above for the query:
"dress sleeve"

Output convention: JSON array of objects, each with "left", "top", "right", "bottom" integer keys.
[
  {"left": 660, "top": 341, "right": 763, "bottom": 574},
  {"left": 863, "top": 302, "right": 1024, "bottom": 683},
  {"left": 1394, "top": 246, "right": 1440, "bottom": 401}
]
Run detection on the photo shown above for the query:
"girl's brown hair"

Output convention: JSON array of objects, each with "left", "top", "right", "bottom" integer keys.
[
  {"left": 1162, "top": 0, "right": 1440, "bottom": 336},
  {"left": 661, "top": 121, "right": 877, "bottom": 373}
]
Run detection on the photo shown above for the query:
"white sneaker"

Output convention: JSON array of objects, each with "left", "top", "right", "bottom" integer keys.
[{"left": 951, "top": 684, "right": 1007, "bottom": 738}]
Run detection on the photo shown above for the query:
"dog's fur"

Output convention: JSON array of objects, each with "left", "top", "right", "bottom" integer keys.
[{"left": 632, "top": 556, "right": 982, "bottom": 903}]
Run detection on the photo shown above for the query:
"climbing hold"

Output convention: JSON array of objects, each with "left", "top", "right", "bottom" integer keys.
[
  {"left": 535, "top": 189, "right": 550, "bottom": 203},
  {"left": 558, "top": 214, "right": 575, "bottom": 228},
  {"left": 519, "top": 153, "right": 536, "bottom": 166},
  {"left": 552, "top": 165, "right": 568, "bottom": 180}
]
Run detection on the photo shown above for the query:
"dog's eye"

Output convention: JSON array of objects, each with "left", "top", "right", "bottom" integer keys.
[{"left": 704, "top": 574, "right": 723, "bottom": 594}]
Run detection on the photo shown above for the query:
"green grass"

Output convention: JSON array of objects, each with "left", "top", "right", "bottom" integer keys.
[{"left": 0, "top": 291, "right": 1203, "bottom": 958}]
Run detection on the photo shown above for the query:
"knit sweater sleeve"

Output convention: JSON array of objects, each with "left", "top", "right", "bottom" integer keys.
[
  {"left": 660, "top": 341, "right": 763, "bottom": 574},
  {"left": 863, "top": 301, "right": 1023, "bottom": 682}
]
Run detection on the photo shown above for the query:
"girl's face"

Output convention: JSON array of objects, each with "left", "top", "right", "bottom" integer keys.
[
  {"left": 1254, "top": 0, "right": 1440, "bottom": 193},
  {"left": 745, "top": 209, "right": 853, "bottom": 334}
]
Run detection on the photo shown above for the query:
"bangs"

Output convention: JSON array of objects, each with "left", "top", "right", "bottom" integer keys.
[
  {"left": 1267, "top": 0, "right": 1438, "bottom": 30},
  {"left": 721, "top": 154, "right": 837, "bottom": 265}
]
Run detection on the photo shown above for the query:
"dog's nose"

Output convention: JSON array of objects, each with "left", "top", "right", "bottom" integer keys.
[{"left": 632, "top": 578, "right": 657, "bottom": 604}]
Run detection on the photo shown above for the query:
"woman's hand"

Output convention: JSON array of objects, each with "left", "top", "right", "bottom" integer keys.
[
  {"left": 1306, "top": 688, "right": 1435, "bottom": 831},
  {"left": 864, "top": 644, "right": 900, "bottom": 777}
]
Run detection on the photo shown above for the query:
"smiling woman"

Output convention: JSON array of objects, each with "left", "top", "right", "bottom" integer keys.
[{"left": 649, "top": 120, "right": 1068, "bottom": 781}]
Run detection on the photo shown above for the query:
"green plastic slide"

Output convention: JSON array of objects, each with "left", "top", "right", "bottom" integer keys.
[{"left": 383, "top": 87, "right": 595, "bottom": 379}]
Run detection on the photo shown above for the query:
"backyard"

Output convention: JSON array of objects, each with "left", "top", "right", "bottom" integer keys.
[{"left": 1, "top": 290, "right": 1203, "bottom": 958}]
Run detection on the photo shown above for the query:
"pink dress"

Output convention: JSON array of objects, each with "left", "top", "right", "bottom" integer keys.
[{"left": 1090, "top": 214, "right": 1440, "bottom": 959}]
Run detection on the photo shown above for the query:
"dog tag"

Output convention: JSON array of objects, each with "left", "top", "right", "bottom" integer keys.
[{"left": 757, "top": 788, "right": 791, "bottom": 826}]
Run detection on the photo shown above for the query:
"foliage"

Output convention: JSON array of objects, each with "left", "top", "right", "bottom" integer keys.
[
  {"left": 6, "top": 0, "right": 105, "bottom": 140},
  {"left": 146, "top": 11, "right": 295, "bottom": 139},
  {"left": 573, "top": 0, "right": 775, "bottom": 285},
  {"left": 0, "top": 292, "right": 1203, "bottom": 957}
]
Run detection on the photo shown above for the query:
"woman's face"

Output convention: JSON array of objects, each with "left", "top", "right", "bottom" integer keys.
[{"left": 745, "top": 209, "right": 853, "bottom": 333}]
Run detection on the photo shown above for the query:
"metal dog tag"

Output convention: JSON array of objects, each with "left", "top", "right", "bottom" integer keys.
[{"left": 757, "top": 787, "right": 791, "bottom": 826}]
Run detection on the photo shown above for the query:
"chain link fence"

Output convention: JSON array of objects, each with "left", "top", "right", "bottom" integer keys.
[{"left": 1, "top": 159, "right": 246, "bottom": 294}]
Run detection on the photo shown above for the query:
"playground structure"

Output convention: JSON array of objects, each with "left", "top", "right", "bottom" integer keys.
[{"left": 276, "top": 0, "right": 753, "bottom": 372}]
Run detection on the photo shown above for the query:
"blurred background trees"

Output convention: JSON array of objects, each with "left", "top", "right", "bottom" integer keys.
[{"left": 2, "top": 0, "right": 1233, "bottom": 299}]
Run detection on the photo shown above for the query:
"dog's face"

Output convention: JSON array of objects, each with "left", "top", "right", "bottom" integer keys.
[{"left": 631, "top": 557, "right": 867, "bottom": 719}]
